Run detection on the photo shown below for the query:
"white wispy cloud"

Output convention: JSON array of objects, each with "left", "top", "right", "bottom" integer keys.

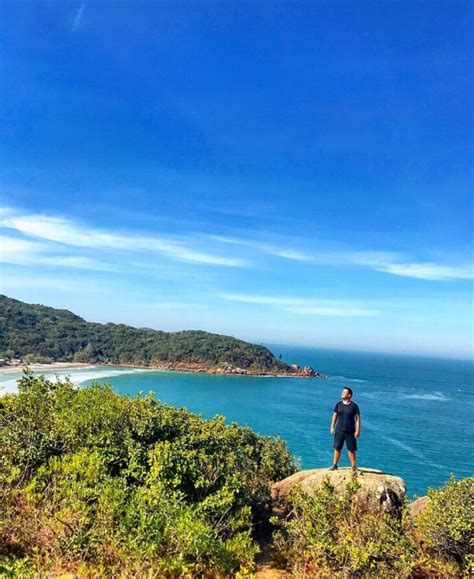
[
  {"left": 0, "top": 272, "right": 93, "bottom": 293},
  {"left": 0, "top": 235, "right": 44, "bottom": 254},
  {"left": 211, "top": 233, "right": 473, "bottom": 282},
  {"left": 44, "top": 256, "right": 114, "bottom": 270},
  {"left": 374, "top": 262, "right": 474, "bottom": 281},
  {"left": 1, "top": 213, "right": 247, "bottom": 268},
  {"left": 220, "top": 293, "right": 379, "bottom": 317},
  {"left": 72, "top": 3, "right": 85, "bottom": 32},
  {"left": 0, "top": 234, "right": 112, "bottom": 271},
  {"left": 3, "top": 210, "right": 471, "bottom": 280},
  {"left": 270, "top": 248, "right": 315, "bottom": 262},
  {"left": 211, "top": 235, "right": 402, "bottom": 266},
  {"left": 211, "top": 235, "right": 314, "bottom": 262},
  {"left": 345, "top": 251, "right": 402, "bottom": 267},
  {"left": 345, "top": 251, "right": 473, "bottom": 281}
]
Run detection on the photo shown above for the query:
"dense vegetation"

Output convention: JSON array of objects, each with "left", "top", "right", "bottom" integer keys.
[
  {"left": 0, "top": 373, "right": 472, "bottom": 576},
  {"left": 273, "top": 476, "right": 473, "bottom": 577},
  {"left": 415, "top": 476, "right": 473, "bottom": 572},
  {"left": 0, "top": 295, "right": 290, "bottom": 372},
  {"left": 0, "top": 373, "right": 297, "bottom": 576}
]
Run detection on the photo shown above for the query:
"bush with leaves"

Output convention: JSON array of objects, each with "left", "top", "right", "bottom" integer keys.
[
  {"left": 415, "top": 475, "right": 474, "bottom": 574},
  {"left": 2, "top": 371, "right": 471, "bottom": 577},
  {"left": 273, "top": 478, "right": 474, "bottom": 578},
  {"left": 0, "top": 371, "right": 297, "bottom": 576},
  {"left": 271, "top": 477, "right": 467, "bottom": 578}
]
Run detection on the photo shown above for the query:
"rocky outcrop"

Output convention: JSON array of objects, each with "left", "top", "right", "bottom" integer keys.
[
  {"left": 150, "top": 361, "right": 327, "bottom": 377},
  {"left": 218, "top": 362, "right": 247, "bottom": 374},
  {"left": 272, "top": 467, "right": 406, "bottom": 517},
  {"left": 288, "top": 364, "right": 327, "bottom": 378}
]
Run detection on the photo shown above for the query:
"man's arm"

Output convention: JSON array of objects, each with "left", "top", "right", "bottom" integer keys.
[
  {"left": 330, "top": 412, "right": 338, "bottom": 435},
  {"left": 355, "top": 414, "right": 361, "bottom": 438}
]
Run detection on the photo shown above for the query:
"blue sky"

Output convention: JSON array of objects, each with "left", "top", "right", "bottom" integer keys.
[{"left": 1, "top": 1, "right": 472, "bottom": 358}]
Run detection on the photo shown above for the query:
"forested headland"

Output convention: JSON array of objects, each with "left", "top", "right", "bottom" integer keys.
[{"left": 0, "top": 295, "right": 313, "bottom": 375}]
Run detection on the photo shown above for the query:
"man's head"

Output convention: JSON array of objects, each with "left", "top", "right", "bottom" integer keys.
[{"left": 341, "top": 387, "right": 353, "bottom": 400}]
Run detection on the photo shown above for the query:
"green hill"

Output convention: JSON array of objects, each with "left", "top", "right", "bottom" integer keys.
[{"left": 0, "top": 295, "right": 292, "bottom": 373}]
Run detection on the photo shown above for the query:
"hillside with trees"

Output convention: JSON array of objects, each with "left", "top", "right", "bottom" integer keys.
[{"left": 0, "top": 295, "right": 294, "bottom": 374}]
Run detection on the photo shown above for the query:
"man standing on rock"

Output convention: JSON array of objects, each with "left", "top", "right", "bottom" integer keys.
[{"left": 329, "top": 387, "right": 361, "bottom": 473}]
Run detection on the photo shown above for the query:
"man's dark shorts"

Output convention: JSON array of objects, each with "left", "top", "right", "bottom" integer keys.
[{"left": 333, "top": 430, "right": 357, "bottom": 452}]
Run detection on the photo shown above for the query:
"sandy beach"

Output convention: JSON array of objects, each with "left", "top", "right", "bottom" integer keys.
[{"left": 0, "top": 362, "right": 94, "bottom": 375}]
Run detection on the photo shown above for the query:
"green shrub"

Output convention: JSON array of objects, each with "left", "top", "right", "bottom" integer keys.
[
  {"left": 272, "top": 479, "right": 419, "bottom": 577},
  {"left": 415, "top": 475, "right": 474, "bottom": 574},
  {"left": 3, "top": 371, "right": 471, "bottom": 577},
  {"left": 0, "top": 371, "right": 297, "bottom": 576},
  {"left": 272, "top": 476, "right": 473, "bottom": 578}
]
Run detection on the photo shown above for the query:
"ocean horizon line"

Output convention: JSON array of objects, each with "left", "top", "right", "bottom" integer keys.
[{"left": 265, "top": 342, "right": 474, "bottom": 363}]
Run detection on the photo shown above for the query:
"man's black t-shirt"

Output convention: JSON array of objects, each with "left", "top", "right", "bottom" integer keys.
[{"left": 333, "top": 401, "right": 360, "bottom": 434}]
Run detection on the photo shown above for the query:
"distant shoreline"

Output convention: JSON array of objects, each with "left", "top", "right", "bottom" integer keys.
[{"left": 0, "top": 361, "right": 326, "bottom": 378}]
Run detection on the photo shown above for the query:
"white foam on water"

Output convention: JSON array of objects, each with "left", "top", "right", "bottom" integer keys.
[
  {"left": 400, "top": 392, "right": 449, "bottom": 402},
  {"left": 47, "top": 367, "right": 153, "bottom": 385},
  {"left": 0, "top": 378, "right": 22, "bottom": 394},
  {"left": 364, "top": 420, "right": 445, "bottom": 470},
  {"left": 359, "top": 391, "right": 383, "bottom": 400},
  {"left": 0, "top": 367, "right": 153, "bottom": 395},
  {"left": 331, "top": 375, "right": 368, "bottom": 383}
]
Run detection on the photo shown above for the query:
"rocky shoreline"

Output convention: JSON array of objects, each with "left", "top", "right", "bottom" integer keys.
[
  {"left": 112, "top": 361, "right": 327, "bottom": 378},
  {"left": 0, "top": 360, "right": 327, "bottom": 379}
]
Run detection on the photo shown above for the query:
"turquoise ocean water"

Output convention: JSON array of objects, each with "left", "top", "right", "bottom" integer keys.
[{"left": 2, "top": 346, "right": 473, "bottom": 497}]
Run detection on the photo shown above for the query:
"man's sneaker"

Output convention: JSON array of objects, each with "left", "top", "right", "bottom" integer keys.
[
  {"left": 328, "top": 464, "right": 338, "bottom": 471},
  {"left": 351, "top": 466, "right": 358, "bottom": 477}
]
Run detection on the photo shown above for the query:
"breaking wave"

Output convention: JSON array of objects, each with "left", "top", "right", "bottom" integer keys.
[
  {"left": 0, "top": 366, "right": 152, "bottom": 395},
  {"left": 331, "top": 375, "right": 368, "bottom": 383}
]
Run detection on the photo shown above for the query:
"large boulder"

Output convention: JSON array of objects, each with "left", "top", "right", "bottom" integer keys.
[{"left": 272, "top": 467, "right": 406, "bottom": 517}]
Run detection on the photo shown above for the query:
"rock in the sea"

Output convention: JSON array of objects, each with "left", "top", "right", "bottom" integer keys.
[{"left": 272, "top": 467, "right": 406, "bottom": 517}]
